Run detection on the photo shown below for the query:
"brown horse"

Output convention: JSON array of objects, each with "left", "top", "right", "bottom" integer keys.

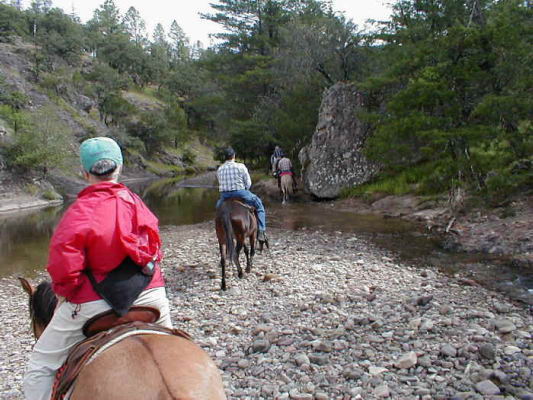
[
  {"left": 19, "top": 278, "right": 227, "bottom": 400},
  {"left": 215, "top": 198, "right": 258, "bottom": 291}
]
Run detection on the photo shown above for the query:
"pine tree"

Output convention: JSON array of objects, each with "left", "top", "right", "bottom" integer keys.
[
  {"left": 168, "top": 20, "right": 190, "bottom": 62},
  {"left": 123, "top": 6, "right": 147, "bottom": 46}
]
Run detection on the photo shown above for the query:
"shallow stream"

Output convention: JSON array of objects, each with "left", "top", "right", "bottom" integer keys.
[{"left": 1, "top": 178, "right": 531, "bottom": 304}]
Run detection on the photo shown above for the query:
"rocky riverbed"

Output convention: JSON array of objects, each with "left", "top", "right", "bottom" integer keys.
[{"left": 1, "top": 223, "right": 532, "bottom": 399}]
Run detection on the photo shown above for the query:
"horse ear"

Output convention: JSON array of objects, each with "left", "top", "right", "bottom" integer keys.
[{"left": 18, "top": 277, "right": 35, "bottom": 296}]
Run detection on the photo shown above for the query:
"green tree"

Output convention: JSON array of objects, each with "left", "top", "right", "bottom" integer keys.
[
  {"left": 100, "top": 92, "right": 136, "bottom": 126},
  {"left": 148, "top": 23, "right": 171, "bottom": 87},
  {"left": 230, "top": 119, "right": 271, "bottom": 165},
  {"left": 128, "top": 108, "right": 178, "bottom": 153},
  {"left": 83, "top": 62, "right": 131, "bottom": 124},
  {"left": 35, "top": 8, "right": 85, "bottom": 64},
  {"left": 168, "top": 20, "right": 190, "bottom": 62},
  {"left": 7, "top": 105, "right": 71, "bottom": 177},
  {"left": 123, "top": 6, "right": 147, "bottom": 46},
  {"left": 0, "top": 3, "right": 28, "bottom": 40},
  {"left": 364, "top": 0, "right": 532, "bottom": 195},
  {"left": 87, "top": 0, "right": 122, "bottom": 37},
  {"left": 276, "top": 13, "right": 363, "bottom": 85},
  {"left": 202, "top": 0, "right": 290, "bottom": 55},
  {"left": 86, "top": 0, "right": 124, "bottom": 58}
]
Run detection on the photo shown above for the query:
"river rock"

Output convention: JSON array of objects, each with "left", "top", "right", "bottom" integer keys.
[
  {"left": 294, "top": 353, "right": 310, "bottom": 366},
  {"left": 373, "top": 384, "right": 390, "bottom": 398},
  {"left": 441, "top": 344, "right": 458, "bottom": 357},
  {"left": 475, "top": 380, "right": 500, "bottom": 395},
  {"left": 415, "top": 295, "right": 434, "bottom": 306},
  {"left": 503, "top": 346, "right": 521, "bottom": 355},
  {"left": 418, "top": 355, "right": 432, "bottom": 367},
  {"left": 289, "top": 390, "right": 312, "bottom": 400},
  {"left": 395, "top": 352, "right": 418, "bottom": 369},
  {"left": 261, "top": 384, "right": 278, "bottom": 395},
  {"left": 299, "top": 82, "right": 378, "bottom": 199},
  {"left": 420, "top": 319, "right": 434, "bottom": 331},
  {"left": 308, "top": 353, "right": 329, "bottom": 366},
  {"left": 479, "top": 343, "right": 496, "bottom": 360},
  {"left": 251, "top": 339, "right": 270, "bottom": 353},
  {"left": 490, "top": 370, "right": 508, "bottom": 383},
  {"left": 369, "top": 366, "right": 389, "bottom": 375},
  {"left": 491, "top": 319, "right": 516, "bottom": 333},
  {"left": 409, "top": 318, "right": 422, "bottom": 330}
]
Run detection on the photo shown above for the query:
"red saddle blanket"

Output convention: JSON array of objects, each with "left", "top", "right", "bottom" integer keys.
[{"left": 51, "top": 321, "right": 191, "bottom": 400}]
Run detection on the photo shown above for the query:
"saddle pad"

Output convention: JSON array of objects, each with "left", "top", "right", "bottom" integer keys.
[{"left": 51, "top": 322, "right": 191, "bottom": 400}]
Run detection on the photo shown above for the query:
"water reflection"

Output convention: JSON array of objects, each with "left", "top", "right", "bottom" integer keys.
[
  {"left": 0, "top": 179, "right": 219, "bottom": 278},
  {"left": 128, "top": 178, "right": 219, "bottom": 226},
  {"left": 270, "top": 202, "right": 417, "bottom": 234},
  {"left": 0, "top": 207, "right": 63, "bottom": 278},
  {"left": 268, "top": 202, "right": 439, "bottom": 261}
]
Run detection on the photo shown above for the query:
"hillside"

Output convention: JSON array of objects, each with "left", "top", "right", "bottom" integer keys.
[{"left": 0, "top": 38, "right": 216, "bottom": 211}]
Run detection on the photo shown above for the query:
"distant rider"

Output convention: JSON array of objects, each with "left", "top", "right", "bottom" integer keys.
[
  {"left": 276, "top": 152, "right": 297, "bottom": 191},
  {"left": 216, "top": 147, "right": 269, "bottom": 246},
  {"left": 270, "top": 145, "right": 283, "bottom": 175}
]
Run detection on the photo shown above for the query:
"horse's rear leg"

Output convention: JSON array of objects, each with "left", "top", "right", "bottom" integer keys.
[
  {"left": 243, "top": 244, "right": 252, "bottom": 273},
  {"left": 219, "top": 244, "right": 227, "bottom": 290},
  {"left": 247, "top": 235, "right": 255, "bottom": 273},
  {"left": 235, "top": 242, "right": 244, "bottom": 278}
]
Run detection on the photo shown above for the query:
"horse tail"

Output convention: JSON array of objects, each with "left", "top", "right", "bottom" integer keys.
[{"left": 221, "top": 203, "right": 237, "bottom": 265}]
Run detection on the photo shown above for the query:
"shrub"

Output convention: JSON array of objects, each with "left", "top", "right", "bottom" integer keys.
[{"left": 7, "top": 106, "right": 72, "bottom": 177}]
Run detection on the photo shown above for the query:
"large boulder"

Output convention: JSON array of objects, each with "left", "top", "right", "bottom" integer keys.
[{"left": 299, "top": 82, "right": 378, "bottom": 199}]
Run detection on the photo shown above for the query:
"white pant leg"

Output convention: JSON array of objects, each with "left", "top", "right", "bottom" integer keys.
[
  {"left": 133, "top": 287, "right": 173, "bottom": 328},
  {"left": 23, "top": 301, "right": 88, "bottom": 400},
  {"left": 23, "top": 287, "right": 171, "bottom": 400}
]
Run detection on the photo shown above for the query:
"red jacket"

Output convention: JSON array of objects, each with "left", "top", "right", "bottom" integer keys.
[{"left": 47, "top": 182, "right": 165, "bottom": 304}]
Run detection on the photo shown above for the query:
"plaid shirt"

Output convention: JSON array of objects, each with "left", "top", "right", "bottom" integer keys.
[
  {"left": 277, "top": 157, "right": 292, "bottom": 172},
  {"left": 217, "top": 160, "right": 252, "bottom": 192}
]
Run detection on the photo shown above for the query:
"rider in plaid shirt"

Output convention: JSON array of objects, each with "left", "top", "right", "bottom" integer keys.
[{"left": 216, "top": 147, "right": 268, "bottom": 244}]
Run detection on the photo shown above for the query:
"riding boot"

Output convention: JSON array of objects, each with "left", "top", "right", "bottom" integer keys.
[{"left": 257, "top": 231, "right": 269, "bottom": 249}]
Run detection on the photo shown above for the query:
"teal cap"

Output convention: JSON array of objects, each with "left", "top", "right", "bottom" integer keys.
[{"left": 80, "top": 137, "right": 123, "bottom": 172}]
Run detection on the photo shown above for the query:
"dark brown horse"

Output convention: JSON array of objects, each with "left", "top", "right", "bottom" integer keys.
[
  {"left": 19, "top": 278, "right": 226, "bottom": 400},
  {"left": 215, "top": 198, "right": 258, "bottom": 290}
]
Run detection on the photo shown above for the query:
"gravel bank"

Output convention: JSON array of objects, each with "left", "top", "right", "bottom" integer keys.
[{"left": 1, "top": 223, "right": 532, "bottom": 399}]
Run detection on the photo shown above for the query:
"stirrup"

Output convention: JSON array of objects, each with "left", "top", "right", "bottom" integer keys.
[{"left": 258, "top": 232, "right": 269, "bottom": 249}]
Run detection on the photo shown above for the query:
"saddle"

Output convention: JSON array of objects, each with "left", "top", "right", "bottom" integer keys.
[
  {"left": 82, "top": 306, "right": 160, "bottom": 337},
  {"left": 51, "top": 308, "right": 191, "bottom": 400}
]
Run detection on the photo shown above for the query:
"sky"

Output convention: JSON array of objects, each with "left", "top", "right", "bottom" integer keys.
[{"left": 27, "top": 0, "right": 392, "bottom": 46}]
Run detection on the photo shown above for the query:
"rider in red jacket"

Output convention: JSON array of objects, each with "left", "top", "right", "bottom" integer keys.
[
  {"left": 48, "top": 181, "right": 165, "bottom": 303},
  {"left": 24, "top": 137, "right": 172, "bottom": 400}
]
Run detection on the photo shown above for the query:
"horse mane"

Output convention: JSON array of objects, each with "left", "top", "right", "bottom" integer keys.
[{"left": 32, "top": 281, "right": 58, "bottom": 328}]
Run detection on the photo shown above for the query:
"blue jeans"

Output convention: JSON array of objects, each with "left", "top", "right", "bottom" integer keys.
[{"left": 216, "top": 190, "right": 266, "bottom": 231}]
